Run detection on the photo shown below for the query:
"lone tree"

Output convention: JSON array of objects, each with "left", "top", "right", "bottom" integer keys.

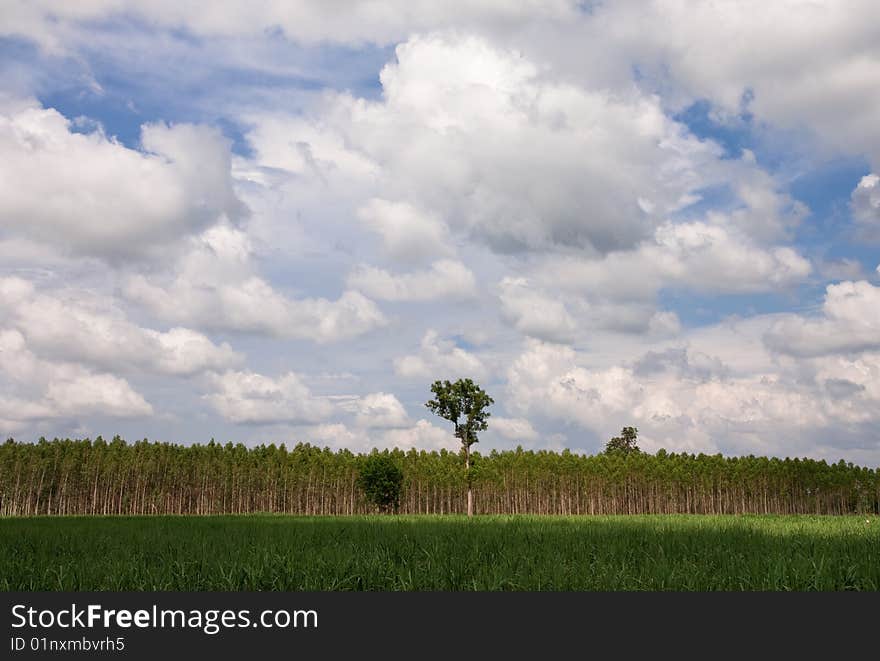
[
  {"left": 426, "top": 378, "right": 494, "bottom": 518},
  {"left": 604, "top": 426, "right": 640, "bottom": 455},
  {"left": 357, "top": 452, "right": 404, "bottom": 514}
]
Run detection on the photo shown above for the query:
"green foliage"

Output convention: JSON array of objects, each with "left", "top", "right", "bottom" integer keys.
[
  {"left": 426, "top": 378, "right": 495, "bottom": 515},
  {"left": 605, "top": 426, "right": 640, "bottom": 455},
  {"left": 357, "top": 453, "right": 404, "bottom": 514},
  {"left": 1, "top": 515, "right": 878, "bottom": 591},
  {"left": 0, "top": 437, "right": 878, "bottom": 516},
  {"left": 426, "top": 378, "right": 494, "bottom": 448}
]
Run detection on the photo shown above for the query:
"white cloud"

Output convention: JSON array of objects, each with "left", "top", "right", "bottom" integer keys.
[
  {"left": 382, "top": 419, "right": 457, "bottom": 450},
  {"left": 0, "top": 329, "right": 153, "bottom": 432},
  {"left": 652, "top": 222, "right": 812, "bottom": 291},
  {"left": 591, "top": 2, "right": 880, "bottom": 166},
  {"left": 357, "top": 198, "right": 452, "bottom": 264},
  {"left": 394, "top": 330, "right": 487, "bottom": 381},
  {"left": 149, "top": 328, "right": 241, "bottom": 376},
  {"left": 813, "top": 353, "right": 880, "bottom": 426},
  {"left": 1, "top": 2, "right": 578, "bottom": 52},
  {"left": 125, "top": 225, "right": 387, "bottom": 342},
  {"left": 0, "top": 100, "right": 241, "bottom": 259},
  {"left": 580, "top": 302, "right": 673, "bottom": 335},
  {"left": 632, "top": 346, "right": 728, "bottom": 381},
  {"left": 241, "top": 33, "right": 810, "bottom": 343},
  {"left": 648, "top": 311, "right": 682, "bottom": 337},
  {"left": 347, "top": 259, "right": 476, "bottom": 302},
  {"left": 8, "top": 3, "right": 880, "bottom": 168},
  {"left": 298, "top": 416, "right": 457, "bottom": 452},
  {"left": 498, "top": 277, "right": 576, "bottom": 343},
  {"left": 247, "top": 33, "right": 724, "bottom": 256},
  {"left": 491, "top": 416, "right": 539, "bottom": 442},
  {"left": 852, "top": 173, "right": 880, "bottom": 228},
  {"left": 710, "top": 155, "right": 810, "bottom": 242},
  {"left": 507, "top": 342, "right": 646, "bottom": 431},
  {"left": 44, "top": 373, "right": 153, "bottom": 418},
  {"left": 354, "top": 392, "right": 410, "bottom": 428},
  {"left": 3, "top": 3, "right": 879, "bottom": 464},
  {"left": 816, "top": 258, "right": 866, "bottom": 282},
  {"left": 306, "top": 423, "right": 360, "bottom": 449},
  {"left": 765, "top": 280, "right": 880, "bottom": 357},
  {"left": 504, "top": 313, "right": 880, "bottom": 459},
  {"left": 203, "top": 370, "right": 334, "bottom": 425},
  {"left": 0, "top": 277, "right": 241, "bottom": 376},
  {"left": 504, "top": 339, "right": 836, "bottom": 456},
  {"left": 542, "top": 220, "right": 811, "bottom": 300}
]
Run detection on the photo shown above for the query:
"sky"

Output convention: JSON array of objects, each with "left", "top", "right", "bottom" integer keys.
[{"left": 0, "top": 1, "right": 879, "bottom": 463}]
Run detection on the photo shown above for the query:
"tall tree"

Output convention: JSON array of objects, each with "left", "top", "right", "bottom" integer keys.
[
  {"left": 605, "top": 427, "right": 640, "bottom": 455},
  {"left": 426, "top": 378, "right": 494, "bottom": 517}
]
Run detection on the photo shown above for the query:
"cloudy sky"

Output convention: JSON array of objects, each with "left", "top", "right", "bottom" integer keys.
[{"left": 1, "top": 1, "right": 879, "bottom": 463}]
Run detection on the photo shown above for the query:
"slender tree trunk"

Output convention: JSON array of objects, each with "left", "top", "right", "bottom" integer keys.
[{"left": 465, "top": 443, "right": 473, "bottom": 518}]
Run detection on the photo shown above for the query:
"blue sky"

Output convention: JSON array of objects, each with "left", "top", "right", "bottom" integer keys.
[{"left": 1, "top": 2, "right": 879, "bottom": 463}]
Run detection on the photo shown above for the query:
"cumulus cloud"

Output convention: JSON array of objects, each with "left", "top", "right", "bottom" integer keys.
[
  {"left": 0, "top": 329, "right": 152, "bottom": 432},
  {"left": 0, "top": 100, "right": 242, "bottom": 260},
  {"left": 381, "top": 419, "right": 457, "bottom": 450},
  {"left": 0, "top": 277, "right": 241, "bottom": 376},
  {"left": 498, "top": 278, "right": 576, "bottom": 343},
  {"left": 305, "top": 423, "right": 360, "bottom": 449},
  {"left": 203, "top": 370, "right": 334, "bottom": 425},
  {"left": 150, "top": 329, "right": 243, "bottom": 376},
  {"left": 589, "top": 2, "right": 880, "bottom": 165},
  {"left": 504, "top": 338, "right": 873, "bottom": 456},
  {"left": 632, "top": 347, "right": 728, "bottom": 381},
  {"left": 852, "top": 174, "right": 880, "bottom": 230},
  {"left": 125, "top": 225, "right": 387, "bottom": 342},
  {"left": 284, "top": 419, "right": 458, "bottom": 452},
  {"left": 723, "top": 157, "right": 809, "bottom": 242},
  {"left": 204, "top": 368, "right": 416, "bottom": 433},
  {"left": 353, "top": 392, "right": 410, "bottom": 428},
  {"left": 4, "top": 2, "right": 880, "bottom": 463},
  {"left": 765, "top": 280, "right": 880, "bottom": 356},
  {"left": 542, "top": 221, "right": 811, "bottom": 300},
  {"left": 9, "top": 2, "right": 880, "bottom": 166},
  {"left": 241, "top": 32, "right": 810, "bottom": 341},
  {"left": 43, "top": 373, "right": 153, "bottom": 418},
  {"left": 247, "top": 33, "right": 724, "bottom": 256},
  {"left": 347, "top": 260, "right": 476, "bottom": 302},
  {"left": 651, "top": 222, "right": 812, "bottom": 291},
  {"left": 357, "top": 198, "right": 452, "bottom": 263},
  {"left": 491, "top": 416, "right": 539, "bottom": 442},
  {"left": 813, "top": 353, "right": 880, "bottom": 425},
  {"left": 394, "top": 330, "right": 487, "bottom": 381}
]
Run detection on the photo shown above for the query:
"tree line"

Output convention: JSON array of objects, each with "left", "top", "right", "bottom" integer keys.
[{"left": 1, "top": 436, "right": 877, "bottom": 516}]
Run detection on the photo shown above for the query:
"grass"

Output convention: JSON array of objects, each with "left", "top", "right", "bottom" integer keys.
[{"left": 1, "top": 515, "right": 877, "bottom": 591}]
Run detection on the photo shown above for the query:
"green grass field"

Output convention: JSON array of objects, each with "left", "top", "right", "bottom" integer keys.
[{"left": 1, "top": 515, "right": 877, "bottom": 591}]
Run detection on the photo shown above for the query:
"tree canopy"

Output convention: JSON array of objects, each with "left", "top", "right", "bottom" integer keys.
[
  {"left": 426, "top": 378, "right": 494, "bottom": 517},
  {"left": 605, "top": 427, "right": 640, "bottom": 455},
  {"left": 426, "top": 378, "right": 494, "bottom": 448},
  {"left": 356, "top": 452, "right": 404, "bottom": 514}
]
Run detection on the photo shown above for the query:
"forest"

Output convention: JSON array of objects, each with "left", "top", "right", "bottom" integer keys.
[{"left": 1, "top": 437, "right": 878, "bottom": 517}]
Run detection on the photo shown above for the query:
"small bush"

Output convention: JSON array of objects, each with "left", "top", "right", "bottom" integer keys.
[{"left": 357, "top": 453, "right": 404, "bottom": 514}]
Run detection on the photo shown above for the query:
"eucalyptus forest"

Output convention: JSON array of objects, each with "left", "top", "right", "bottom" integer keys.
[{"left": 2, "top": 437, "right": 877, "bottom": 517}]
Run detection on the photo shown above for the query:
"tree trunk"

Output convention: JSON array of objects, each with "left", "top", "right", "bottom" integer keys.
[{"left": 465, "top": 443, "right": 473, "bottom": 518}]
